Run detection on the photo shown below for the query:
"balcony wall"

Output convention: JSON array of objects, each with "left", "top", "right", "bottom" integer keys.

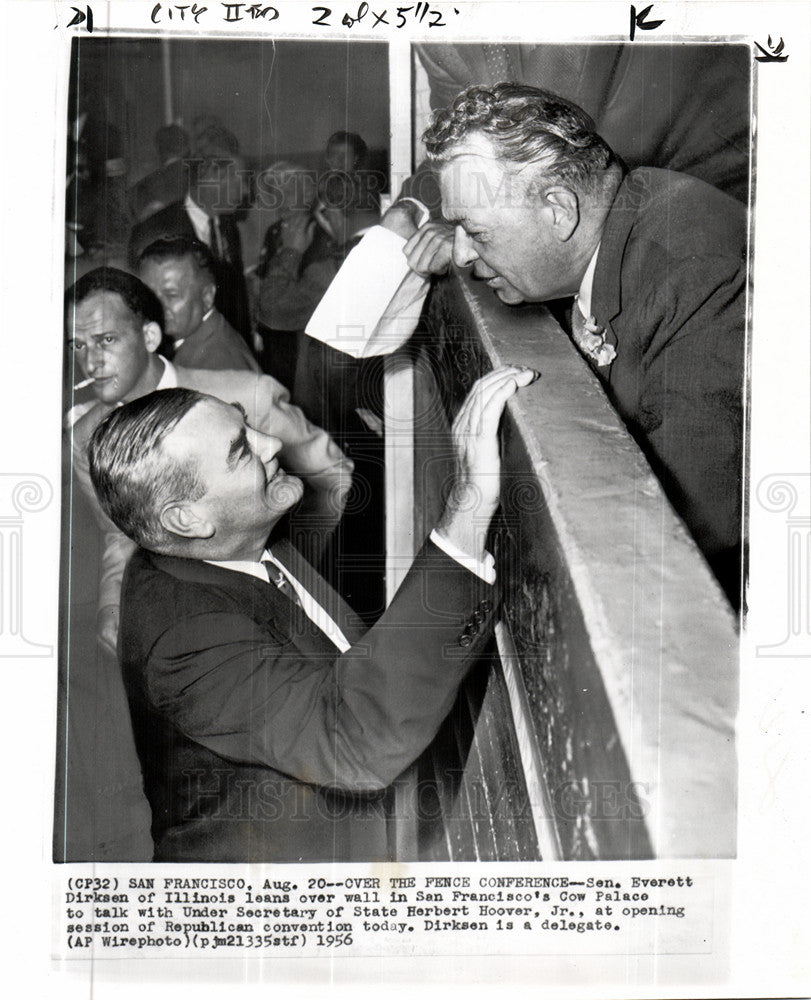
[{"left": 406, "top": 272, "right": 739, "bottom": 860}]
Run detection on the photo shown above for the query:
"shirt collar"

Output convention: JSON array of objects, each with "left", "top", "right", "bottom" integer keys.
[
  {"left": 154, "top": 356, "right": 178, "bottom": 389},
  {"left": 204, "top": 549, "right": 272, "bottom": 583},
  {"left": 575, "top": 241, "right": 602, "bottom": 320},
  {"left": 184, "top": 192, "right": 211, "bottom": 244},
  {"left": 172, "top": 310, "right": 214, "bottom": 352}
]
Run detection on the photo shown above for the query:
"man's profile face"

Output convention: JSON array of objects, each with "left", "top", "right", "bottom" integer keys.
[
  {"left": 438, "top": 133, "right": 572, "bottom": 304},
  {"left": 161, "top": 396, "right": 304, "bottom": 559},
  {"left": 140, "top": 256, "right": 214, "bottom": 341},
  {"left": 68, "top": 291, "right": 156, "bottom": 405}
]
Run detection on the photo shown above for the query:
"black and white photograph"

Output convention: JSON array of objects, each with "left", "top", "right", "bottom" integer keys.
[
  {"left": 56, "top": 30, "right": 747, "bottom": 865},
  {"left": 1, "top": 0, "right": 810, "bottom": 996}
]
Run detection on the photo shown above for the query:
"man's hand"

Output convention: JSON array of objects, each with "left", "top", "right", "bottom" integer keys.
[
  {"left": 381, "top": 200, "right": 421, "bottom": 240},
  {"left": 437, "top": 365, "right": 539, "bottom": 561},
  {"left": 403, "top": 221, "right": 454, "bottom": 276},
  {"left": 280, "top": 212, "right": 316, "bottom": 254},
  {"left": 97, "top": 603, "right": 120, "bottom": 657}
]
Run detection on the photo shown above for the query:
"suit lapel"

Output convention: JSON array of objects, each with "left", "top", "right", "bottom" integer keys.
[
  {"left": 590, "top": 170, "right": 646, "bottom": 375},
  {"left": 148, "top": 546, "right": 363, "bottom": 657}
]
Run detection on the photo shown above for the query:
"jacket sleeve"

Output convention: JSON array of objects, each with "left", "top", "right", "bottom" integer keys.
[
  {"left": 256, "top": 252, "right": 339, "bottom": 332},
  {"left": 71, "top": 428, "right": 135, "bottom": 611},
  {"left": 633, "top": 253, "right": 745, "bottom": 558},
  {"left": 141, "top": 540, "right": 496, "bottom": 792},
  {"left": 250, "top": 374, "right": 354, "bottom": 556}
]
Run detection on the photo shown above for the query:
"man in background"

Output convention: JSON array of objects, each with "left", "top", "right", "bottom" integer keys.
[
  {"left": 129, "top": 124, "right": 251, "bottom": 338},
  {"left": 139, "top": 236, "right": 259, "bottom": 372},
  {"left": 128, "top": 123, "right": 191, "bottom": 224}
]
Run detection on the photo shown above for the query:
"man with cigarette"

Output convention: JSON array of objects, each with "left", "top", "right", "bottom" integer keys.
[
  {"left": 87, "top": 364, "right": 535, "bottom": 861},
  {"left": 66, "top": 266, "right": 352, "bottom": 655},
  {"left": 413, "top": 83, "right": 746, "bottom": 607}
]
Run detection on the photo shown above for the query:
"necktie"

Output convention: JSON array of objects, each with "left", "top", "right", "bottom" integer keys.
[
  {"left": 262, "top": 560, "right": 302, "bottom": 608},
  {"left": 260, "top": 554, "right": 351, "bottom": 652},
  {"left": 208, "top": 215, "right": 226, "bottom": 261},
  {"left": 570, "top": 298, "right": 616, "bottom": 368}
]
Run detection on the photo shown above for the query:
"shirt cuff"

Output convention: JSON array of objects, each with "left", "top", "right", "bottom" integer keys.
[
  {"left": 395, "top": 196, "right": 431, "bottom": 228},
  {"left": 429, "top": 529, "right": 496, "bottom": 585}
]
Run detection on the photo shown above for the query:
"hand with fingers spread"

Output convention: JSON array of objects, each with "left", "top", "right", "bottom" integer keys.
[
  {"left": 437, "top": 365, "right": 539, "bottom": 561},
  {"left": 403, "top": 221, "right": 454, "bottom": 276}
]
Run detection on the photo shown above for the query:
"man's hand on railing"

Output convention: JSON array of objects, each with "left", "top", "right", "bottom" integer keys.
[{"left": 436, "top": 365, "right": 539, "bottom": 562}]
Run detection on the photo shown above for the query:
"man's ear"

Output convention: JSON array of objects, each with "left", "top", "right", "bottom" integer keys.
[
  {"left": 544, "top": 186, "right": 580, "bottom": 242},
  {"left": 143, "top": 321, "right": 163, "bottom": 354},
  {"left": 201, "top": 281, "right": 216, "bottom": 313},
  {"left": 160, "top": 502, "right": 214, "bottom": 540}
]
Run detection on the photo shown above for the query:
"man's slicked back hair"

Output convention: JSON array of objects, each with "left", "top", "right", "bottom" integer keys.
[
  {"left": 423, "top": 83, "right": 615, "bottom": 192},
  {"left": 138, "top": 236, "right": 217, "bottom": 287},
  {"left": 88, "top": 388, "right": 207, "bottom": 551},
  {"left": 66, "top": 266, "right": 165, "bottom": 333}
]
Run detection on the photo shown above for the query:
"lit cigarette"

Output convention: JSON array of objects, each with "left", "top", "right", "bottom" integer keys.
[{"left": 73, "top": 377, "right": 96, "bottom": 390}]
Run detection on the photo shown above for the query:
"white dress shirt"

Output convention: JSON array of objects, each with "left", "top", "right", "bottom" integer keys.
[
  {"left": 155, "top": 356, "right": 178, "bottom": 389},
  {"left": 184, "top": 193, "right": 212, "bottom": 246},
  {"left": 574, "top": 242, "right": 602, "bottom": 320},
  {"left": 206, "top": 532, "right": 494, "bottom": 654}
]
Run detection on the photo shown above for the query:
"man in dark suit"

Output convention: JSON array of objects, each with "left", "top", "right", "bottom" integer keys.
[
  {"left": 86, "top": 365, "right": 535, "bottom": 861},
  {"left": 420, "top": 83, "right": 746, "bottom": 607},
  {"left": 61, "top": 266, "right": 355, "bottom": 862},
  {"left": 67, "top": 267, "right": 352, "bottom": 654},
  {"left": 129, "top": 125, "right": 251, "bottom": 337}
]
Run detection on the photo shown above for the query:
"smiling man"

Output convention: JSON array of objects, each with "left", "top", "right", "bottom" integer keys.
[
  {"left": 87, "top": 366, "right": 535, "bottom": 861},
  {"left": 66, "top": 267, "right": 352, "bottom": 654},
  {"left": 421, "top": 83, "right": 747, "bottom": 607}
]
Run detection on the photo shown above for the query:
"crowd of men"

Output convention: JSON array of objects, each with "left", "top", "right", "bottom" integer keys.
[{"left": 59, "top": 83, "right": 747, "bottom": 863}]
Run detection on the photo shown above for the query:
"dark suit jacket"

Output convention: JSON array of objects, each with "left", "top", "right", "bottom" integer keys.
[
  {"left": 119, "top": 538, "right": 495, "bottom": 862},
  {"left": 588, "top": 168, "right": 746, "bottom": 598},
  {"left": 173, "top": 309, "right": 259, "bottom": 373},
  {"left": 129, "top": 200, "right": 251, "bottom": 336}
]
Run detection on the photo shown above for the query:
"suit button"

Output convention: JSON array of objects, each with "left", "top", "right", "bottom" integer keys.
[
  {"left": 458, "top": 634, "right": 472, "bottom": 647},
  {"left": 464, "top": 622, "right": 479, "bottom": 637},
  {"left": 472, "top": 610, "right": 485, "bottom": 624},
  {"left": 479, "top": 599, "right": 492, "bottom": 613}
]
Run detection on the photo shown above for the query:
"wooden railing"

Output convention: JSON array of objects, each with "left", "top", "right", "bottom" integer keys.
[{"left": 387, "top": 271, "right": 739, "bottom": 861}]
